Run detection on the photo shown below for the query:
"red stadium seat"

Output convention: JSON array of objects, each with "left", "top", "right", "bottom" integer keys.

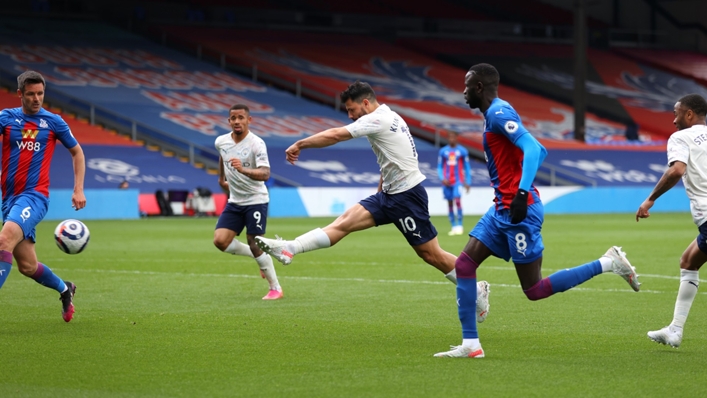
[{"left": 139, "top": 193, "right": 162, "bottom": 216}]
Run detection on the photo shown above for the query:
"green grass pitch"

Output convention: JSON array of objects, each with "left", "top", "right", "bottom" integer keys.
[{"left": 1, "top": 213, "right": 707, "bottom": 397}]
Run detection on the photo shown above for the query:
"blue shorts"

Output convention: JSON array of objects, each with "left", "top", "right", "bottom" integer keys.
[
  {"left": 215, "top": 203, "right": 268, "bottom": 236},
  {"left": 443, "top": 184, "right": 461, "bottom": 201},
  {"left": 470, "top": 202, "right": 545, "bottom": 264},
  {"left": 696, "top": 222, "right": 707, "bottom": 254},
  {"left": 2, "top": 191, "right": 49, "bottom": 243},
  {"left": 359, "top": 183, "right": 437, "bottom": 246}
]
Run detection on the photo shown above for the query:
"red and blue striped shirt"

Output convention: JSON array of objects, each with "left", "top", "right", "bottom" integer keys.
[
  {"left": 482, "top": 98, "right": 541, "bottom": 209},
  {"left": 0, "top": 107, "right": 77, "bottom": 200}
]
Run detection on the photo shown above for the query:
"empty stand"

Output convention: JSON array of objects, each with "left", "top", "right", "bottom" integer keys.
[
  {"left": 397, "top": 37, "right": 696, "bottom": 142},
  {"left": 155, "top": 26, "right": 665, "bottom": 152},
  {"left": 616, "top": 48, "right": 707, "bottom": 87}
]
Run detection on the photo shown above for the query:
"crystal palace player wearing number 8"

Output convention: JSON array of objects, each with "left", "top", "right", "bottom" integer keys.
[
  {"left": 434, "top": 64, "right": 641, "bottom": 358},
  {"left": 0, "top": 70, "right": 86, "bottom": 322}
]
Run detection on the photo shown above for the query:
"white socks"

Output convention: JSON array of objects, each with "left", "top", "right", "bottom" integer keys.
[
  {"left": 462, "top": 338, "right": 481, "bottom": 349},
  {"left": 255, "top": 252, "right": 281, "bottom": 291},
  {"left": 445, "top": 269, "right": 457, "bottom": 285},
  {"left": 223, "top": 239, "right": 280, "bottom": 291},
  {"left": 224, "top": 239, "right": 254, "bottom": 258},
  {"left": 599, "top": 257, "right": 613, "bottom": 273},
  {"left": 671, "top": 269, "right": 699, "bottom": 330},
  {"left": 292, "top": 228, "right": 331, "bottom": 254}
]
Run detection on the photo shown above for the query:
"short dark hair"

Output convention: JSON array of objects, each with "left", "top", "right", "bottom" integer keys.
[
  {"left": 229, "top": 103, "right": 250, "bottom": 114},
  {"left": 17, "top": 70, "right": 45, "bottom": 93},
  {"left": 678, "top": 94, "right": 707, "bottom": 117},
  {"left": 468, "top": 63, "right": 500, "bottom": 87},
  {"left": 340, "top": 80, "right": 376, "bottom": 103}
]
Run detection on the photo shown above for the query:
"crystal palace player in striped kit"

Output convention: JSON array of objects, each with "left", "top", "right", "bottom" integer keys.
[
  {"left": 434, "top": 64, "right": 640, "bottom": 358},
  {"left": 437, "top": 130, "right": 471, "bottom": 236},
  {"left": 0, "top": 71, "right": 86, "bottom": 322}
]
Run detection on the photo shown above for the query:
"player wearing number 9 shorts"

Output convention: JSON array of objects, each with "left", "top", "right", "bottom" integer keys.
[
  {"left": 213, "top": 104, "right": 283, "bottom": 300},
  {"left": 434, "top": 64, "right": 641, "bottom": 359}
]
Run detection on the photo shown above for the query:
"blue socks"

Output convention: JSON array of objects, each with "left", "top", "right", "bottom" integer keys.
[
  {"left": 0, "top": 250, "right": 11, "bottom": 289},
  {"left": 547, "top": 260, "right": 602, "bottom": 294},
  {"left": 31, "top": 263, "right": 67, "bottom": 293},
  {"left": 456, "top": 252, "right": 479, "bottom": 339},
  {"left": 0, "top": 250, "right": 67, "bottom": 293}
]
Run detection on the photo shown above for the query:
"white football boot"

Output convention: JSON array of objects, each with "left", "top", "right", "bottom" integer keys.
[
  {"left": 647, "top": 326, "right": 683, "bottom": 348},
  {"left": 476, "top": 281, "right": 490, "bottom": 323},
  {"left": 255, "top": 236, "right": 293, "bottom": 265},
  {"left": 603, "top": 246, "right": 641, "bottom": 292},
  {"left": 434, "top": 345, "right": 485, "bottom": 358}
]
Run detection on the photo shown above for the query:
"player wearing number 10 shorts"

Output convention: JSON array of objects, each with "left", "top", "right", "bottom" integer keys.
[
  {"left": 434, "top": 63, "right": 641, "bottom": 359},
  {"left": 256, "top": 81, "right": 490, "bottom": 322}
]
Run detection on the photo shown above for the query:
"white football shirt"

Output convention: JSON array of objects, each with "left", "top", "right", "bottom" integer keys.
[
  {"left": 215, "top": 131, "right": 270, "bottom": 206},
  {"left": 667, "top": 124, "right": 707, "bottom": 226},
  {"left": 345, "top": 104, "right": 425, "bottom": 194}
]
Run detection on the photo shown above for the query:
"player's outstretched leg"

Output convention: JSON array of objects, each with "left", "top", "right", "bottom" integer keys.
[
  {"left": 60, "top": 281, "right": 76, "bottom": 322},
  {"left": 523, "top": 246, "right": 640, "bottom": 301},
  {"left": 602, "top": 246, "right": 641, "bottom": 291},
  {"left": 256, "top": 228, "right": 331, "bottom": 266},
  {"left": 255, "top": 236, "right": 294, "bottom": 265}
]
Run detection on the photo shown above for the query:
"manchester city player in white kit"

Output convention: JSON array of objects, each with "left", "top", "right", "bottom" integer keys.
[
  {"left": 256, "top": 81, "right": 490, "bottom": 321},
  {"left": 214, "top": 104, "right": 282, "bottom": 300},
  {"left": 638, "top": 94, "right": 707, "bottom": 348}
]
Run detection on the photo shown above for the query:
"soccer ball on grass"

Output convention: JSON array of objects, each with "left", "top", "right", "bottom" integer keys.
[{"left": 54, "top": 219, "right": 90, "bottom": 254}]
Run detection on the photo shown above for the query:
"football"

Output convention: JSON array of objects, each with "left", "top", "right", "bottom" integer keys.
[{"left": 54, "top": 219, "right": 90, "bottom": 254}]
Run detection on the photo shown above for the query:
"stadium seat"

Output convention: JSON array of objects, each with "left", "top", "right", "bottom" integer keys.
[{"left": 139, "top": 193, "right": 162, "bottom": 216}]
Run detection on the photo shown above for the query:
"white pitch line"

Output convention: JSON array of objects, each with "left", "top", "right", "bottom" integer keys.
[
  {"left": 51, "top": 259, "right": 701, "bottom": 282},
  {"left": 54, "top": 268, "right": 694, "bottom": 295}
]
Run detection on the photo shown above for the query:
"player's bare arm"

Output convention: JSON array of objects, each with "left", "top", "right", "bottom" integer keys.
[
  {"left": 68, "top": 143, "right": 86, "bottom": 210},
  {"left": 230, "top": 158, "right": 270, "bottom": 182},
  {"left": 636, "top": 161, "right": 686, "bottom": 221},
  {"left": 217, "top": 156, "right": 229, "bottom": 192},
  {"left": 286, "top": 127, "right": 353, "bottom": 165}
]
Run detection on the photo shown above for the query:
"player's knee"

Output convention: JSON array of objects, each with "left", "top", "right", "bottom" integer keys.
[
  {"left": 523, "top": 280, "right": 551, "bottom": 301},
  {"left": 16, "top": 260, "right": 35, "bottom": 277},
  {"left": 0, "top": 235, "right": 14, "bottom": 252},
  {"left": 523, "top": 289, "right": 543, "bottom": 301},
  {"left": 417, "top": 249, "right": 439, "bottom": 267},
  {"left": 213, "top": 238, "right": 229, "bottom": 251}
]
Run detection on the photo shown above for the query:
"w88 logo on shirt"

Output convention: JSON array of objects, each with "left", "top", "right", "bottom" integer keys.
[
  {"left": 17, "top": 141, "right": 42, "bottom": 152},
  {"left": 17, "top": 129, "right": 42, "bottom": 152}
]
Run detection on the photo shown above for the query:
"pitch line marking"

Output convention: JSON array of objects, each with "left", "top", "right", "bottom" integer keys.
[{"left": 55, "top": 268, "right": 690, "bottom": 294}]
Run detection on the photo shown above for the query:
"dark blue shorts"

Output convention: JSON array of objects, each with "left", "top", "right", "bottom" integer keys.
[
  {"left": 696, "top": 222, "right": 707, "bottom": 255},
  {"left": 359, "top": 183, "right": 437, "bottom": 246},
  {"left": 2, "top": 191, "right": 48, "bottom": 243},
  {"left": 215, "top": 203, "right": 268, "bottom": 236},
  {"left": 470, "top": 202, "right": 545, "bottom": 264},
  {"left": 443, "top": 184, "right": 461, "bottom": 201}
]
